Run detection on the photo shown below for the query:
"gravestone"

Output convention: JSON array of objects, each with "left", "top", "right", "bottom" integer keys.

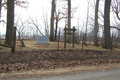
[{"left": 35, "top": 36, "right": 50, "bottom": 44}]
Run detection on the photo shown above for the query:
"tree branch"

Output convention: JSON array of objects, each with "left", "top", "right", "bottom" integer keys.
[
  {"left": 111, "top": 26, "right": 120, "bottom": 31},
  {"left": 29, "top": 17, "right": 44, "bottom": 36}
]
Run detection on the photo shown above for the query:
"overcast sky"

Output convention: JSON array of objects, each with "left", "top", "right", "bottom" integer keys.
[
  {"left": 2, "top": 0, "right": 117, "bottom": 37},
  {"left": 0, "top": 0, "right": 90, "bottom": 35},
  {"left": 15, "top": 0, "right": 88, "bottom": 23},
  {"left": 16, "top": 0, "right": 87, "bottom": 17}
]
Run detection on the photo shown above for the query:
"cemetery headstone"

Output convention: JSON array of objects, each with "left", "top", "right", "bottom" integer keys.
[{"left": 35, "top": 36, "right": 50, "bottom": 44}]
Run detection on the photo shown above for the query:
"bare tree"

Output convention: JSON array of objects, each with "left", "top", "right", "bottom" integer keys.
[
  {"left": 5, "top": 0, "right": 14, "bottom": 45},
  {"left": 50, "top": 0, "right": 55, "bottom": 41},
  {"left": 66, "top": 0, "right": 71, "bottom": 43},
  {"left": 76, "top": 16, "right": 80, "bottom": 44},
  {"left": 41, "top": 7, "right": 49, "bottom": 36},
  {"left": 29, "top": 17, "right": 44, "bottom": 36},
  {"left": 94, "top": 0, "right": 100, "bottom": 46},
  {"left": 15, "top": 15, "right": 28, "bottom": 47},
  {"left": 0, "top": 0, "right": 2, "bottom": 20},
  {"left": 112, "top": 0, "right": 120, "bottom": 20},
  {"left": 29, "top": 8, "right": 50, "bottom": 37},
  {"left": 54, "top": 10, "right": 60, "bottom": 41},
  {"left": 103, "top": 0, "right": 112, "bottom": 49},
  {"left": 84, "top": 0, "right": 90, "bottom": 42},
  {"left": 54, "top": 1, "right": 66, "bottom": 41},
  {"left": 0, "top": 0, "right": 2, "bottom": 43},
  {"left": 1, "top": 0, "right": 29, "bottom": 9}
]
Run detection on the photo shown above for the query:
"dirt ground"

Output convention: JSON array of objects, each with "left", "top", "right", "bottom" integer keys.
[{"left": 0, "top": 49, "right": 120, "bottom": 73}]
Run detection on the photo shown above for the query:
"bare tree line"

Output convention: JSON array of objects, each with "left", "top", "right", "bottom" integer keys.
[{"left": 1, "top": 0, "right": 120, "bottom": 50}]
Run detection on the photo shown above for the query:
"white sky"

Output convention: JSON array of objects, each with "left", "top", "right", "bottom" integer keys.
[
  {"left": 1, "top": 0, "right": 116, "bottom": 36},
  {"left": 0, "top": 0, "right": 89, "bottom": 35},
  {"left": 17, "top": 0, "right": 87, "bottom": 17},
  {"left": 15, "top": 0, "right": 88, "bottom": 23}
]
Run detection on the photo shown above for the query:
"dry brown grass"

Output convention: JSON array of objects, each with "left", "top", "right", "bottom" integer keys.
[
  {"left": 1, "top": 40, "right": 120, "bottom": 79},
  {"left": 0, "top": 39, "right": 116, "bottom": 52}
]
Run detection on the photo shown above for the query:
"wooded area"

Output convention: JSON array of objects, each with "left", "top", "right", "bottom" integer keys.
[
  {"left": 1, "top": 0, "right": 120, "bottom": 78},
  {"left": 0, "top": 0, "right": 119, "bottom": 50}
]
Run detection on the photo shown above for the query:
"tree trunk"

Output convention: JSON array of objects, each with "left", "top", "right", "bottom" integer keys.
[
  {"left": 94, "top": 0, "right": 100, "bottom": 46},
  {"left": 67, "top": 0, "right": 71, "bottom": 43},
  {"left": 0, "top": 0, "right": 2, "bottom": 20},
  {"left": 11, "top": 27, "right": 16, "bottom": 52},
  {"left": 5, "top": 0, "right": 14, "bottom": 45},
  {"left": 18, "top": 32, "right": 25, "bottom": 47},
  {"left": 0, "top": 0, "right": 2, "bottom": 43},
  {"left": 0, "top": 43, "right": 11, "bottom": 48},
  {"left": 50, "top": 0, "right": 55, "bottom": 41},
  {"left": 103, "top": 0, "right": 111, "bottom": 49},
  {"left": 55, "top": 17, "right": 58, "bottom": 41},
  {"left": 20, "top": 39, "right": 25, "bottom": 47},
  {"left": 85, "top": 0, "right": 90, "bottom": 42}
]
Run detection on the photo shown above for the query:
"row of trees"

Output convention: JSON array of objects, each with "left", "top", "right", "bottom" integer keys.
[
  {"left": 1, "top": 0, "right": 120, "bottom": 50},
  {"left": 0, "top": 0, "right": 28, "bottom": 46},
  {"left": 49, "top": 0, "right": 120, "bottom": 49},
  {"left": 93, "top": 0, "right": 111, "bottom": 49},
  {"left": 93, "top": 0, "right": 120, "bottom": 49},
  {"left": 50, "top": 0, "right": 73, "bottom": 42}
]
